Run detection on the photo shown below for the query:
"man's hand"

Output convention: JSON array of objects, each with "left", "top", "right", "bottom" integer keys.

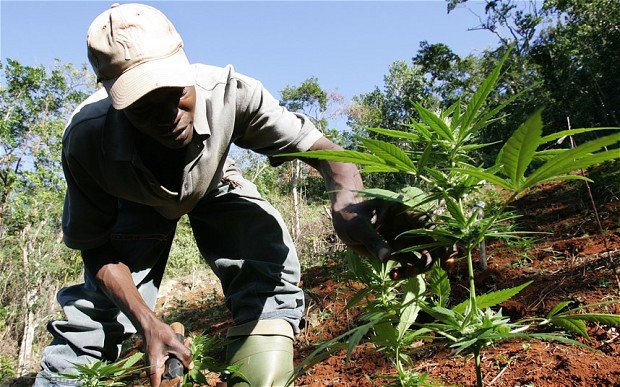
[
  {"left": 330, "top": 200, "right": 391, "bottom": 262},
  {"left": 304, "top": 136, "right": 452, "bottom": 279},
  {"left": 143, "top": 319, "right": 193, "bottom": 387}
]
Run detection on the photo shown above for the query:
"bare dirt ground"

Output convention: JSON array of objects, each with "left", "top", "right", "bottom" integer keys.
[{"left": 151, "top": 180, "right": 620, "bottom": 386}]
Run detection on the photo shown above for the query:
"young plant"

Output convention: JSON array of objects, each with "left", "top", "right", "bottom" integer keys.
[
  {"left": 524, "top": 300, "right": 620, "bottom": 339},
  {"left": 182, "top": 333, "right": 246, "bottom": 386},
  {"left": 289, "top": 252, "right": 432, "bottom": 386},
  {"left": 60, "top": 352, "right": 144, "bottom": 387}
]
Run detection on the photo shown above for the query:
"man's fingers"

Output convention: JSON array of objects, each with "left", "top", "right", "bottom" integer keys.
[
  {"left": 354, "top": 221, "right": 391, "bottom": 262},
  {"left": 149, "top": 356, "right": 166, "bottom": 387},
  {"left": 183, "top": 338, "right": 194, "bottom": 370},
  {"left": 177, "top": 343, "right": 194, "bottom": 370}
]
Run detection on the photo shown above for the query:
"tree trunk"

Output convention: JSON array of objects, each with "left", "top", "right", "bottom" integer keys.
[
  {"left": 17, "top": 289, "right": 37, "bottom": 376},
  {"left": 16, "top": 220, "right": 45, "bottom": 376},
  {"left": 292, "top": 160, "right": 301, "bottom": 240}
]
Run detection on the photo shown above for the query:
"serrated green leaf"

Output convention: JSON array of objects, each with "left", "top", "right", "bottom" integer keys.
[
  {"left": 562, "top": 313, "right": 620, "bottom": 325},
  {"left": 360, "top": 137, "right": 416, "bottom": 172},
  {"left": 361, "top": 165, "right": 401, "bottom": 173},
  {"left": 534, "top": 175, "right": 593, "bottom": 185},
  {"left": 522, "top": 133, "right": 620, "bottom": 191},
  {"left": 563, "top": 149, "right": 620, "bottom": 172},
  {"left": 460, "top": 141, "right": 502, "bottom": 151},
  {"left": 471, "top": 85, "right": 530, "bottom": 133},
  {"left": 453, "top": 281, "right": 533, "bottom": 315},
  {"left": 539, "top": 127, "right": 619, "bottom": 144},
  {"left": 451, "top": 337, "right": 480, "bottom": 354},
  {"left": 549, "top": 317, "right": 589, "bottom": 338},
  {"left": 414, "top": 103, "right": 454, "bottom": 141},
  {"left": 367, "top": 126, "right": 420, "bottom": 141},
  {"left": 460, "top": 49, "right": 509, "bottom": 133},
  {"left": 417, "top": 143, "right": 433, "bottom": 175},
  {"left": 347, "top": 320, "right": 378, "bottom": 362},
  {"left": 491, "top": 332, "right": 593, "bottom": 350},
  {"left": 398, "top": 242, "right": 449, "bottom": 254},
  {"left": 280, "top": 149, "right": 388, "bottom": 166},
  {"left": 398, "top": 275, "right": 425, "bottom": 340},
  {"left": 373, "top": 322, "right": 399, "bottom": 347},
  {"left": 406, "top": 121, "right": 433, "bottom": 141},
  {"left": 443, "top": 99, "right": 458, "bottom": 118},
  {"left": 356, "top": 188, "right": 404, "bottom": 203},
  {"left": 499, "top": 109, "right": 544, "bottom": 186},
  {"left": 565, "top": 300, "right": 620, "bottom": 312},
  {"left": 429, "top": 264, "right": 451, "bottom": 308},
  {"left": 420, "top": 303, "right": 460, "bottom": 326},
  {"left": 453, "top": 167, "right": 514, "bottom": 191},
  {"left": 450, "top": 99, "right": 463, "bottom": 130},
  {"left": 120, "top": 352, "right": 143, "bottom": 370},
  {"left": 547, "top": 301, "right": 572, "bottom": 319},
  {"left": 444, "top": 196, "right": 466, "bottom": 225},
  {"left": 533, "top": 149, "right": 567, "bottom": 162}
]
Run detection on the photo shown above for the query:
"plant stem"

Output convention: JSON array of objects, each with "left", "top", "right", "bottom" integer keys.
[
  {"left": 466, "top": 248, "right": 477, "bottom": 311},
  {"left": 395, "top": 346, "right": 405, "bottom": 385},
  {"left": 474, "top": 349, "right": 483, "bottom": 387}
]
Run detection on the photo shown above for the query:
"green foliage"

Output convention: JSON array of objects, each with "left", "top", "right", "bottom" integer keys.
[
  {"left": 166, "top": 216, "right": 204, "bottom": 278},
  {"left": 1, "top": 59, "right": 94, "bottom": 231},
  {"left": 451, "top": 281, "right": 532, "bottom": 315},
  {"left": 538, "top": 301, "right": 620, "bottom": 339},
  {"left": 0, "top": 58, "right": 94, "bottom": 377},
  {"left": 0, "top": 355, "right": 16, "bottom": 381},
  {"left": 182, "top": 334, "right": 245, "bottom": 386},
  {"left": 60, "top": 352, "right": 144, "bottom": 387},
  {"left": 291, "top": 252, "right": 431, "bottom": 386},
  {"left": 457, "top": 111, "right": 620, "bottom": 196},
  {"left": 280, "top": 77, "right": 328, "bottom": 130},
  {"left": 287, "top": 54, "right": 620, "bottom": 386}
]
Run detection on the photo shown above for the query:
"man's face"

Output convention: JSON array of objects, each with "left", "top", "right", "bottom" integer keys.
[{"left": 123, "top": 86, "right": 196, "bottom": 149}]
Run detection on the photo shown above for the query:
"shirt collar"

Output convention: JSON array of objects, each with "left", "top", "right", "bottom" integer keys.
[{"left": 192, "top": 83, "right": 210, "bottom": 137}]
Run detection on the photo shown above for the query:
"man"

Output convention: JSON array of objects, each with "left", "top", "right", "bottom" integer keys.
[{"left": 35, "top": 3, "right": 392, "bottom": 386}]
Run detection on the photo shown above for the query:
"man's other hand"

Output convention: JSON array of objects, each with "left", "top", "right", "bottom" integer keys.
[{"left": 144, "top": 319, "right": 193, "bottom": 387}]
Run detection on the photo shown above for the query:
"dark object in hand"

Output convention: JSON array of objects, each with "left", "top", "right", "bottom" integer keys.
[{"left": 161, "top": 322, "right": 185, "bottom": 387}]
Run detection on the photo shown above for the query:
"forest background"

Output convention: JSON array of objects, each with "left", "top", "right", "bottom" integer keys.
[{"left": 0, "top": 0, "right": 619, "bottom": 381}]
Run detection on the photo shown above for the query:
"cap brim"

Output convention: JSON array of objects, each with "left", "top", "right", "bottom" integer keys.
[{"left": 103, "top": 49, "right": 194, "bottom": 110}]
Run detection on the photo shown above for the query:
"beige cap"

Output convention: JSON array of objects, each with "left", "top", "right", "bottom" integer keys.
[{"left": 87, "top": 3, "right": 193, "bottom": 109}]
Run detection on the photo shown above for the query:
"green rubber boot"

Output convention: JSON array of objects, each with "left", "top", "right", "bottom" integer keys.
[{"left": 226, "top": 335, "right": 294, "bottom": 387}]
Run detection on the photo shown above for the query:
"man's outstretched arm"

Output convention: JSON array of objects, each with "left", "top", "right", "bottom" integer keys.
[
  {"left": 302, "top": 136, "right": 391, "bottom": 262},
  {"left": 82, "top": 245, "right": 193, "bottom": 387}
]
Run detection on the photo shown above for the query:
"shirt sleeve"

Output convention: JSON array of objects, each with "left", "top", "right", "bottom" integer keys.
[
  {"left": 232, "top": 75, "right": 324, "bottom": 166},
  {"left": 61, "top": 146, "right": 117, "bottom": 250}
]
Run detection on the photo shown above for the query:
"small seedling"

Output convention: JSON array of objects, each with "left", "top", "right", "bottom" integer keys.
[{"left": 60, "top": 352, "right": 144, "bottom": 387}]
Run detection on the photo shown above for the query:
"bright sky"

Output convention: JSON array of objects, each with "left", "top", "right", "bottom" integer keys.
[{"left": 1, "top": 1, "right": 499, "bottom": 128}]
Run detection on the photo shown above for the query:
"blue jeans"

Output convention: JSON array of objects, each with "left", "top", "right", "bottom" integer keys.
[{"left": 36, "top": 173, "right": 304, "bottom": 384}]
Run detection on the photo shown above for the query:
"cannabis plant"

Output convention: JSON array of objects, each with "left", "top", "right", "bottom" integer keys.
[
  {"left": 182, "top": 333, "right": 246, "bottom": 386},
  {"left": 284, "top": 49, "right": 620, "bottom": 386},
  {"left": 60, "top": 352, "right": 144, "bottom": 387}
]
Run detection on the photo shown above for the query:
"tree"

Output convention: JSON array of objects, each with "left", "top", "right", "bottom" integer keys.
[
  {"left": 447, "top": 0, "right": 544, "bottom": 54},
  {"left": 0, "top": 59, "right": 93, "bottom": 232},
  {"left": 279, "top": 77, "right": 344, "bottom": 239},
  {"left": 531, "top": 0, "right": 620, "bottom": 129},
  {"left": 448, "top": 0, "right": 620, "bottom": 131},
  {"left": 0, "top": 59, "right": 95, "bottom": 376}
]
